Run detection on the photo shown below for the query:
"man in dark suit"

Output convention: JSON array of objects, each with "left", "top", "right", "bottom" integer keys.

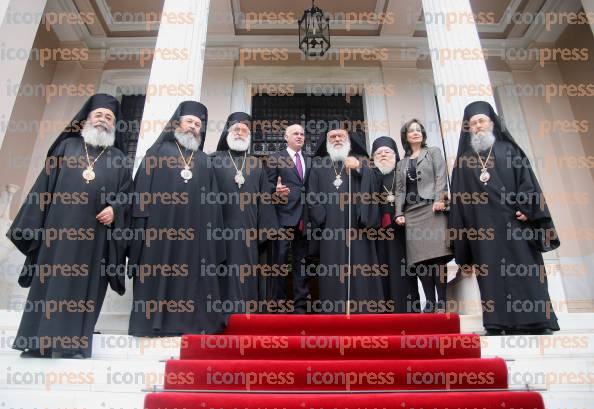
[{"left": 266, "top": 124, "right": 311, "bottom": 313}]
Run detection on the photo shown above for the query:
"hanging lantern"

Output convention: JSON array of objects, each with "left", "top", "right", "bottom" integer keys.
[{"left": 298, "top": 0, "right": 331, "bottom": 57}]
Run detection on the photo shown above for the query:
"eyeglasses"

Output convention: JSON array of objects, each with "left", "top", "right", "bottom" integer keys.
[{"left": 407, "top": 126, "right": 422, "bottom": 133}]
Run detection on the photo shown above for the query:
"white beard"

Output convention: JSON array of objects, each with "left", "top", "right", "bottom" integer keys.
[
  {"left": 226, "top": 132, "right": 251, "bottom": 152},
  {"left": 376, "top": 158, "right": 396, "bottom": 175},
  {"left": 81, "top": 121, "right": 115, "bottom": 148},
  {"left": 327, "top": 140, "right": 351, "bottom": 162},
  {"left": 470, "top": 130, "right": 496, "bottom": 153},
  {"left": 174, "top": 130, "right": 200, "bottom": 151}
]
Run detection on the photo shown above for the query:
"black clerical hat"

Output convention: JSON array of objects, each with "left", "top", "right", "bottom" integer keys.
[
  {"left": 216, "top": 112, "right": 252, "bottom": 152},
  {"left": 462, "top": 101, "right": 494, "bottom": 122},
  {"left": 47, "top": 93, "right": 125, "bottom": 155},
  {"left": 371, "top": 136, "right": 399, "bottom": 160},
  {"left": 179, "top": 100, "right": 208, "bottom": 119},
  {"left": 88, "top": 93, "right": 120, "bottom": 117},
  {"left": 149, "top": 100, "right": 208, "bottom": 151}
]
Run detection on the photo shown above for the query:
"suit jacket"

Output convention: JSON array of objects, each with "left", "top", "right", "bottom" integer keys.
[
  {"left": 395, "top": 146, "right": 448, "bottom": 216},
  {"left": 266, "top": 149, "right": 311, "bottom": 227}
]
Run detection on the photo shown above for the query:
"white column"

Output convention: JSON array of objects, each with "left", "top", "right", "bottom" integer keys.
[
  {"left": 422, "top": 0, "right": 496, "bottom": 163},
  {"left": 422, "top": 0, "right": 497, "bottom": 317},
  {"left": 0, "top": 0, "right": 47, "bottom": 149},
  {"left": 134, "top": 0, "right": 211, "bottom": 172},
  {"left": 364, "top": 78, "right": 389, "bottom": 149},
  {"left": 493, "top": 81, "right": 537, "bottom": 174},
  {"left": 201, "top": 47, "right": 238, "bottom": 153},
  {"left": 0, "top": 0, "right": 10, "bottom": 25},
  {"left": 581, "top": 0, "right": 594, "bottom": 36}
]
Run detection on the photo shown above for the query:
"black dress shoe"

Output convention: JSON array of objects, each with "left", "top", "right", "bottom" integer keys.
[
  {"left": 529, "top": 328, "right": 554, "bottom": 335},
  {"left": 61, "top": 351, "right": 86, "bottom": 359},
  {"left": 20, "top": 349, "right": 49, "bottom": 358},
  {"left": 484, "top": 329, "right": 504, "bottom": 336}
]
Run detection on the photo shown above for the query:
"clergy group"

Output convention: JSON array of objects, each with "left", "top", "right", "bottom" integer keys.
[{"left": 7, "top": 93, "right": 561, "bottom": 359}]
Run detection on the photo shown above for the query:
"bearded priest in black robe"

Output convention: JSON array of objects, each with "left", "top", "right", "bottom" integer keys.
[
  {"left": 449, "top": 101, "right": 560, "bottom": 335},
  {"left": 210, "top": 112, "right": 279, "bottom": 314},
  {"left": 7, "top": 94, "right": 132, "bottom": 358},
  {"left": 306, "top": 119, "right": 385, "bottom": 314},
  {"left": 370, "top": 136, "right": 419, "bottom": 313},
  {"left": 128, "top": 101, "right": 227, "bottom": 336}
]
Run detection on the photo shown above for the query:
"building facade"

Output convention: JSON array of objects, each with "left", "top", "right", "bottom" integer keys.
[{"left": 0, "top": 0, "right": 593, "bottom": 327}]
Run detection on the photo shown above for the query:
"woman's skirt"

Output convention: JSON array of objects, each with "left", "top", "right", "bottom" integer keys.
[{"left": 404, "top": 202, "right": 453, "bottom": 266}]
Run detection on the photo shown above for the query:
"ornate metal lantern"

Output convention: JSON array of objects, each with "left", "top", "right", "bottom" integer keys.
[{"left": 298, "top": 0, "right": 331, "bottom": 56}]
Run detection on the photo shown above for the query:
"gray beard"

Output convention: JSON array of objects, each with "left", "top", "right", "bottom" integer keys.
[
  {"left": 174, "top": 130, "right": 200, "bottom": 151},
  {"left": 327, "top": 140, "right": 350, "bottom": 162},
  {"left": 81, "top": 122, "right": 115, "bottom": 148},
  {"left": 376, "top": 159, "right": 395, "bottom": 175},
  {"left": 226, "top": 132, "right": 251, "bottom": 152},
  {"left": 470, "top": 131, "right": 496, "bottom": 153}
]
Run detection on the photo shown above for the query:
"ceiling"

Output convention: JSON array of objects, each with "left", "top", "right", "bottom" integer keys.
[{"left": 67, "top": 0, "right": 550, "bottom": 39}]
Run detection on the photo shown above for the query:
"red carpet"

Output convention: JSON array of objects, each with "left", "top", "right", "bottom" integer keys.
[
  {"left": 164, "top": 358, "right": 507, "bottom": 391},
  {"left": 146, "top": 391, "right": 545, "bottom": 409},
  {"left": 222, "top": 313, "right": 461, "bottom": 335},
  {"left": 144, "top": 314, "right": 545, "bottom": 409},
  {"left": 180, "top": 334, "right": 482, "bottom": 360}
]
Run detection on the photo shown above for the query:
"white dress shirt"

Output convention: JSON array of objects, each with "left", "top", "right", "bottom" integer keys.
[{"left": 286, "top": 146, "right": 306, "bottom": 179}]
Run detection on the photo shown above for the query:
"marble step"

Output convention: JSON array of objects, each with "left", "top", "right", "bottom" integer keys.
[{"left": 1, "top": 311, "right": 594, "bottom": 335}]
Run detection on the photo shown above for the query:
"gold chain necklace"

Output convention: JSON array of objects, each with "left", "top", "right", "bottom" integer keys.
[
  {"left": 228, "top": 151, "right": 247, "bottom": 188},
  {"left": 82, "top": 142, "right": 107, "bottom": 183},
  {"left": 176, "top": 142, "right": 195, "bottom": 183},
  {"left": 476, "top": 144, "right": 494, "bottom": 185},
  {"left": 382, "top": 169, "right": 397, "bottom": 205},
  {"left": 332, "top": 161, "right": 344, "bottom": 190}
]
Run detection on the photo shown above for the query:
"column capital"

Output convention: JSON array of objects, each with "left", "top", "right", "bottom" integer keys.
[
  {"left": 381, "top": 48, "right": 419, "bottom": 69},
  {"left": 204, "top": 47, "right": 239, "bottom": 67},
  {"left": 422, "top": 0, "right": 496, "bottom": 160},
  {"left": 60, "top": 41, "right": 107, "bottom": 70},
  {"left": 134, "top": 0, "right": 211, "bottom": 173},
  {"left": 504, "top": 42, "right": 553, "bottom": 72}
]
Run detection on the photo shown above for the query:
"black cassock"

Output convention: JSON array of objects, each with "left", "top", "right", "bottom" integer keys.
[
  {"left": 128, "top": 140, "right": 227, "bottom": 336},
  {"left": 210, "top": 150, "right": 278, "bottom": 312},
  {"left": 307, "top": 158, "right": 386, "bottom": 313},
  {"left": 449, "top": 101, "right": 560, "bottom": 332},
  {"left": 371, "top": 168, "right": 419, "bottom": 313},
  {"left": 8, "top": 137, "right": 131, "bottom": 357}
]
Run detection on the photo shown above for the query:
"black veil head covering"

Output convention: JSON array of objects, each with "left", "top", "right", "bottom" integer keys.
[
  {"left": 371, "top": 136, "right": 400, "bottom": 161},
  {"left": 216, "top": 112, "right": 252, "bottom": 152},
  {"left": 451, "top": 100, "right": 560, "bottom": 253},
  {"left": 455, "top": 100, "right": 527, "bottom": 159},
  {"left": 151, "top": 100, "right": 208, "bottom": 150},
  {"left": 47, "top": 93, "right": 125, "bottom": 155},
  {"left": 313, "top": 115, "right": 368, "bottom": 158}
]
